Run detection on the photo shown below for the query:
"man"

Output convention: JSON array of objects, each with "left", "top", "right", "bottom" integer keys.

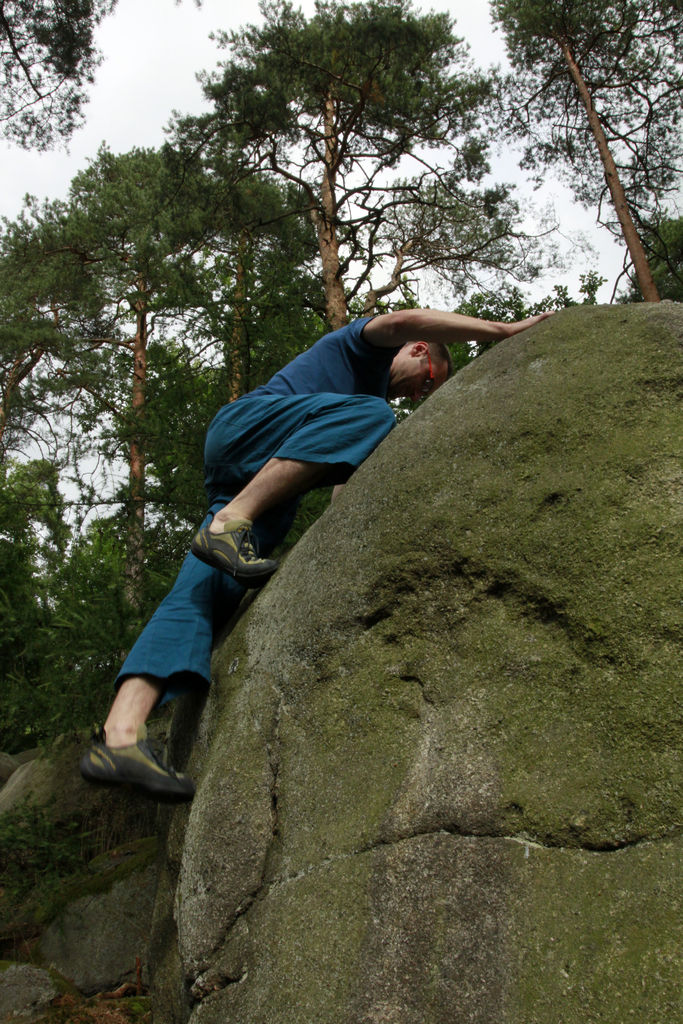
[{"left": 80, "top": 306, "right": 550, "bottom": 801}]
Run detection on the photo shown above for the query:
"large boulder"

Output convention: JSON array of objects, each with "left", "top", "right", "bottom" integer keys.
[
  {"left": 37, "top": 839, "right": 158, "bottom": 995},
  {"left": 153, "top": 303, "right": 682, "bottom": 1024}
]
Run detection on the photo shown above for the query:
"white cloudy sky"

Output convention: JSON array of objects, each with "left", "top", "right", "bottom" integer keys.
[{"left": 1, "top": 0, "right": 628, "bottom": 302}]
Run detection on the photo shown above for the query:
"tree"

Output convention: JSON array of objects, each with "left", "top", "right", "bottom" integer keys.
[
  {"left": 638, "top": 217, "right": 683, "bottom": 302},
  {"left": 167, "top": 166, "right": 325, "bottom": 396},
  {"left": 0, "top": 0, "right": 116, "bottom": 149},
  {"left": 491, "top": 0, "right": 683, "bottom": 302},
  {"left": 175, "top": 0, "right": 538, "bottom": 329},
  {"left": 0, "top": 145, "right": 231, "bottom": 600},
  {"left": 0, "top": 143, "right": 324, "bottom": 612}
]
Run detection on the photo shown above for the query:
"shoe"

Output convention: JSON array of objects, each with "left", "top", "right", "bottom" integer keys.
[
  {"left": 79, "top": 726, "right": 195, "bottom": 802},
  {"left": 191, "top": 519, "right": 279, "bottom": 586}
]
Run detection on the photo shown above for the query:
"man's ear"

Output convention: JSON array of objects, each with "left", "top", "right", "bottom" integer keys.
[{"left": 410, "top": 341, "right": 428, "bottom": 357}]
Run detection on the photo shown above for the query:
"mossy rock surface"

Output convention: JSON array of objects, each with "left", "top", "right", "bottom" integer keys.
[{"left": 154, "top": 303, "right": 682, "bottom": 1024}]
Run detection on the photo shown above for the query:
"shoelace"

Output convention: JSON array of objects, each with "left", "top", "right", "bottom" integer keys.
[{"left": 235, "top": 526, "right": 263, "bottom": 563}]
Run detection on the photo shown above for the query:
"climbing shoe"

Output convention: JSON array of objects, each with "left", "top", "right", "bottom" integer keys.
[
  {"left": 79, "top": 726, "right": 195, "bottom": 802},
  {"left": 191, "top": 519, "right": 279, "bottom": 586}
]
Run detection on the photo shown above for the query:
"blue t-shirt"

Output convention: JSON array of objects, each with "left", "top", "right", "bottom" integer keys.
[{"left": 250, "top": 317, "right": 396, "bottom": 399}]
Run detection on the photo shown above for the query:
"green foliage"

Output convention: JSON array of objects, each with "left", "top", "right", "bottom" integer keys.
[
  {"left": 0, "top": 460, "right": 68, "bottom": 750},
  {"left": 459, "top": 271, "right": 605, "bottom": 320},
  {"left": 0, "top": 0, "right": 116, "bottom": 149},
  {"left": 0, "top": 802, "right": 84, "bottom": 907},
  {"left": 0, "top": 145, "right": 216, "bottom": 461},
  {"left": 0, "top": 315, "right": 61, "bottom": 460},
  {"left": 0, "top": 143, "right": 322, "bottom": 461},
  {"left": 177, "top": 0, "right": 540, "bottom": 318},
  {"left": 620, "top": 217, "right": 683, "bottom": 302},
  {"left": 183, "top": 173, "right": 325, "bottom": 395},
  {"left": 0, "top": 513, "right": 152, "bottom": 753},
  {"left": 208, "top": 0, "right": 489, "bottom": 161},
  {"left": 1, "top": 145, "right": 224, "bottom": 342},
  {"left": 645, "top": 219, "right": 683, "bottom": 302},
  {"left": 0, "top": 461, "right": 135, "bottom": 751},
  {"left": 45, "top": 522, "right": 137, "bottom": 730},
  {"left": 0, "top": 802, "right": 157, "bottom": 934},
  {"left": 0, "top": 145, "right": 322, "bottom": 607},
  {"left": 277, "top": 488, "right": 334, "bottom": 554}
]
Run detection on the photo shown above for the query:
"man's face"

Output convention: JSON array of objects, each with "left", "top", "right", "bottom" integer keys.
[{"left": 387, "top": 342, "right": 448, "bottom": 402}]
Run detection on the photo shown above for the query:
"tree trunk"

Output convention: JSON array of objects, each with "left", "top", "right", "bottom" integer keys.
[
  {"left": 558, "top": 37, "right": 660, "bottom": 302},
  {"left": 229, "top": 232, "right": 247, "bottom": 401},
  {"left": 312, "top": 91, "right": 349, "bottom": 330},
  {"left": 125, "top": 301, "right": 147, "bottom": 608}
]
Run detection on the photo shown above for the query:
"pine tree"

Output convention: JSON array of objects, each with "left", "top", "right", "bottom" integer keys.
[
  {"left": 491, "top": 0, "right": 683, "bottom": 301},
  {"left": 0, "top": 0, "right": 116, "bottom": 149},
  {"left": 175, "top": 0, "right": 536, "bottom": 328}
]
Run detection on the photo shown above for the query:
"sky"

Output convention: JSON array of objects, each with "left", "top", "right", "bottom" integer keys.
[{"left": 1, "top": 0, "right": 628, "bottom": 303}]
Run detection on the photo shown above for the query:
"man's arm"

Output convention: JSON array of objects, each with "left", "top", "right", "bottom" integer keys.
[{"left": 363, "top": 307, "right": 553, "bottom": 348}]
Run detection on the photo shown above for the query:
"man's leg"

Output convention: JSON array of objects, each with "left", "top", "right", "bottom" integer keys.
[
  {"left": 81, "top": 392, "right": 394, "bottom": 798},
  {"left": 103, "top": 675, "right": 163, "bottom": 747},
  {"left": 81, "top": 494, "right": 302, "bottom": 801},
  {"left": 80, "top": 673, "right": 195, "bottom": 802},
  {"left": 194, "top": 393, "right": 396, "bottom": 582},
  {"left": 79, "top": 541, "right": 247, "bottom": 802},
  {"left": 212, "top": 457, "right": 330, "bottom": 528},
  {"left": 192, "top": 458, "right": 331, "bottom": 583}
]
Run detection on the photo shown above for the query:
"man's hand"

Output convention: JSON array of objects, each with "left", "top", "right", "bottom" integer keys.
[{"left": 496, "top": 312, "right": 554, "bottom": 338}]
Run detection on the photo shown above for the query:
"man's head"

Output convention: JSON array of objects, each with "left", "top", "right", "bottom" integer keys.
[{"left": 387, "top": 341, "right": 452, "bottom": 402}]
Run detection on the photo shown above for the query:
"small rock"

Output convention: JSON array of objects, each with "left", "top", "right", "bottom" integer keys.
[
  {"left": 0, "top": 761, "right": 36, "bottom": 814},
  {"left": 0, "top": 752, "right": 19, "bottom": 785},
  {"left": 0, "top": 963, "right": 57, "bottom": 1023}
]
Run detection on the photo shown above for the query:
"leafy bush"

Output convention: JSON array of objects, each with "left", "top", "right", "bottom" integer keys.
[{"left": 0, "top": 801, "right": 86, "bottom": 908}]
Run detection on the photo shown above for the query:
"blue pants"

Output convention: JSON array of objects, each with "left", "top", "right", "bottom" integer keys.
[{"left": 116, "top": 392, "right": 396, "bottom": 703}]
